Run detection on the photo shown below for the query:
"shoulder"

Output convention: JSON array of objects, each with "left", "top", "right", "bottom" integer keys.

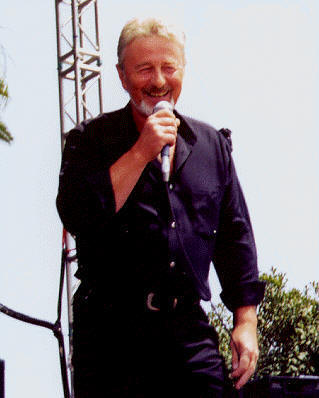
[
  {"left": 178, "top": 112, "right": 233, "bottom": 152},
  {"left": 68, "top": 107, "right": 127, "bottom": 137},
  {"left": 63, "top": 106, "right": 129, "bottom": 151}
]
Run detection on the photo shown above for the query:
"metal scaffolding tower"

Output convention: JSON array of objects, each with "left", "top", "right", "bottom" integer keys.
[{"left": 55, "top": 0, "right": 103, "bottom": 396}]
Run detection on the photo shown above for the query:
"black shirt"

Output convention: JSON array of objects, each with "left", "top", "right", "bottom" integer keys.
[{"left": 57, "top": 103, "right": 265, "bottom": 311}]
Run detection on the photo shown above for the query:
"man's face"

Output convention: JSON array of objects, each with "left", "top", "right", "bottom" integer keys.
[{"left": 117, "top": 35, "right": 185, "bottom": 116}]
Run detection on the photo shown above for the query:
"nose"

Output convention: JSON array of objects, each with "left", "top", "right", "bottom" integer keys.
[{"left": 151, "top": 67, "right": 166, "bottom": 88}]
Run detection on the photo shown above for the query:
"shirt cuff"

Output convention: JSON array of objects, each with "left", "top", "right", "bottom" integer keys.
[{"left": 220, "top": 280, "right": 266, "bottom": 312}]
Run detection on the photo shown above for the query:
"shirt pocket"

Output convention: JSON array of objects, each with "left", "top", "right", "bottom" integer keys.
[{"left": 191, "top": 188, "right": 221, "bottom": 239}]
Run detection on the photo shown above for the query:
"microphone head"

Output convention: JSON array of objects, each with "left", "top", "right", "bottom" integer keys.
[{"left": 153, "top": 100, "right": 174, "bottom": 114}]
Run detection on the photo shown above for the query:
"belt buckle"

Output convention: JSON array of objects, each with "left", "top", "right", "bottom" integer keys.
[{"left": 146, "top": 292, "right": 178, "bottom": 312}]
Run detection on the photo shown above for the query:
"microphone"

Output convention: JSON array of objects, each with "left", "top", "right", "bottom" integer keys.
[{"left": 152, "top": 101, "right": 174, "bottom": 182}]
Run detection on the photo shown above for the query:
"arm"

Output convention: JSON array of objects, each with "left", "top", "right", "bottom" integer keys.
[
  {"left": 211, "top": 136, "right": 265, "bottom": 388},
  {"left": 56, "top": 109, "right": 179, "bottom": 232},
  {"left": 213, "top": 155, "right": 265, "bottom": 312},
  {"left": 110, "top": 109, "right": 179, "bottom": 212},
  {"left": 231, "top": 305, "right": 259, "bottom": 390},
  {"left": 109, "top": 145, "right": 148, "bottom": 212},
  {"left": 56, "top": 126, "right": 117, "bottom": 235}
]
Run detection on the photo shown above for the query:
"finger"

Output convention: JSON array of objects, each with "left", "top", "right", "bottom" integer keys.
[
  {"left": 234, "top": 360, "right": 256, "bottom": 390},
  {"left": 153, "top": 117, "right": 179, "bottom": 127},
  {"left": 153, "top": 109, "right": 174, "bottom": 118},
  {"left": 232, "top": 352, "right": 257, "bottom": 390},
  {"left": 231, "top": 351, "right": 250, "bottom": 380},
  {"left": 161, "top": 128, "right": 178, "bottom": 146},
  {"left": 231, "top": 340, "right": 239, "bottom": 371},
  {"left": 152, "top": 110, "right": 178, "bottom": 124},
  {"left": 148, "top": 119, "right": 177, "bottom": 137}
]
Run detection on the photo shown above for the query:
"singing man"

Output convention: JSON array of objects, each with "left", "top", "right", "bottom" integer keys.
[{"left": 57, "top": 17, "right": 265, "bottom": 398}]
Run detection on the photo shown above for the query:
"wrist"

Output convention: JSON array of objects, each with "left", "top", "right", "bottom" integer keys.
[
  {"left": 130, "top": 144, "right": 149, "bottom": 168},
  {"left": 233, "top": 305, "right": 257, "bottom": 327}
]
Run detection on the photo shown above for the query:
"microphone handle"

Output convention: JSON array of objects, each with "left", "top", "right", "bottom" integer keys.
[
  {"left": 152, "top": 101, "right": 173, "bottom": 182},
  {"left": 161, "top": 144, "right": 170, "bottom": 182}
]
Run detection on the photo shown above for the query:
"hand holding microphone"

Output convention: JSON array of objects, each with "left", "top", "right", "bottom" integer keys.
[
  {"left": 152, "top": 101, "right": 176, "bottom": 182},
  {"left": 134, "top": 100, "right": 178, "bottom": 181}
]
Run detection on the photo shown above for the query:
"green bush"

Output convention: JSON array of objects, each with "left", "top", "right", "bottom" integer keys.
[{"left": 209, "top": 267, "right": 319, "bottom": 379}]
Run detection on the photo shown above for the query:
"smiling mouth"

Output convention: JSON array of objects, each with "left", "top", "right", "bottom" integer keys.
[{"left": 145, "top": 89, "right": 170, "bottom": 98}]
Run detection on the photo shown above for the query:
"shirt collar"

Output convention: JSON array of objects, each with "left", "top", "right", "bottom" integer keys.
[{"left": 174, "top": 110, "right": 197, "bottom": 175}]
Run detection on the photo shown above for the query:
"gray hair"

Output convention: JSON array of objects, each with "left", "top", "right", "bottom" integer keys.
[{"left": 117, "top": 17, "right": 186, "bottom": 69}]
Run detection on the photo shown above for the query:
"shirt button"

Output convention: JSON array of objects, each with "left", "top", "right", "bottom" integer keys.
[
  {"left": 169, "top": 183, "right": 174, "bottom": 191},
  {"left": 171, "top": 221, "right": 176, "bottom": 229},
  {"left": 213, "top": 230, "right": 217, "bottom": 235},
  {"left": 169, "top": 261, "right": 176, "bottom": 268}
]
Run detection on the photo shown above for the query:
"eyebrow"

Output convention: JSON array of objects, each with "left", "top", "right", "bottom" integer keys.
[
  {"left": 134, "top": 62, "right": 152, "bottom": 70},
  {"left": 135, "top": 61, "right": 178, "bottom": 70}
]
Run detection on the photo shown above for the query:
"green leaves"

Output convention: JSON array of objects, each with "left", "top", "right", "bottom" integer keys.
[
  {"left": 209, "top": 267, "right": 319, "bottom": 379},
  {"left": 0, "top": 77, "right": 13, "bottom": 143},
  {"left": 0, "top": 120, "right": 13, "bottom": 143},
  {"left": 0, "top": 78, "right": 9, "bottom": 104}
]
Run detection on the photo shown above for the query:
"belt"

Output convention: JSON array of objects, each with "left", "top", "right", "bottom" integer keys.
[
  {"left": 75, "top": 284, "right": 200, "bottom": 313},
  {"left": 146, "top": 291, "right": 200, "bottom": 312}
]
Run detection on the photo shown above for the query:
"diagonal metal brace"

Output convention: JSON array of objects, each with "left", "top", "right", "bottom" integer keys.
[{"left": 0, "top": 249, "right": 71, "bottom": 398}]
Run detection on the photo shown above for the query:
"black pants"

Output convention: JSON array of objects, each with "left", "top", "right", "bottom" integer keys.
[{"left": 72, "top": 289, "right": 234, "bottom": 397}]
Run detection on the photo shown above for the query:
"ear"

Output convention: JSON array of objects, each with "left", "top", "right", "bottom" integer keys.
[{"left": 116, "top": 64, "right": 128, "bottom": 91}]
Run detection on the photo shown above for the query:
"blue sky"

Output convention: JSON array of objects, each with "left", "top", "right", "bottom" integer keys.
[{"left": 1, "top": 1, "right": 318, "bottom": 397}]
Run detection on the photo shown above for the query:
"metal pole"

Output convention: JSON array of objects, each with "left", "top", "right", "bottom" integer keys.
[
  {"left": 95, "top": 0, "right": 103, "bottom": 113},
  {"left": 55, "top": 0, "right": 65, "bottom": 153},
  {"left": 55, "top": 1, "right": 104, "bottom": 397},
  {"left": 71, "top": 0, "right": 81, "bottom": 124},
  {"left": 64, "top": 233, "right": 75, "bottom": 396}
]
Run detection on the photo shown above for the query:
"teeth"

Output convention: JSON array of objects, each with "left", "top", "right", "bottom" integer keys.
[{"left": 148, "top": 91, "right": 169, "bottom": 97}]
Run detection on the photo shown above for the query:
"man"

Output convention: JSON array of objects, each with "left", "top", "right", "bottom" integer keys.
[{"left": 57, "top": 17, "right": 265, "bottom": 398}]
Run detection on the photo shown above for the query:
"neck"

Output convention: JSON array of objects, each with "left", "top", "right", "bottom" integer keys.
[{"left": 130, "top": 102, "right": 147, "bottom": 133}]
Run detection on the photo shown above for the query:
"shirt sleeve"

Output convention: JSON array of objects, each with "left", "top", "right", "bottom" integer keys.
[
  {"left": 212, "top": 142, "right": 265, "bottom": 312},
  {"left": 56, "top": 124, "right": 116, "bottom": 235}
]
